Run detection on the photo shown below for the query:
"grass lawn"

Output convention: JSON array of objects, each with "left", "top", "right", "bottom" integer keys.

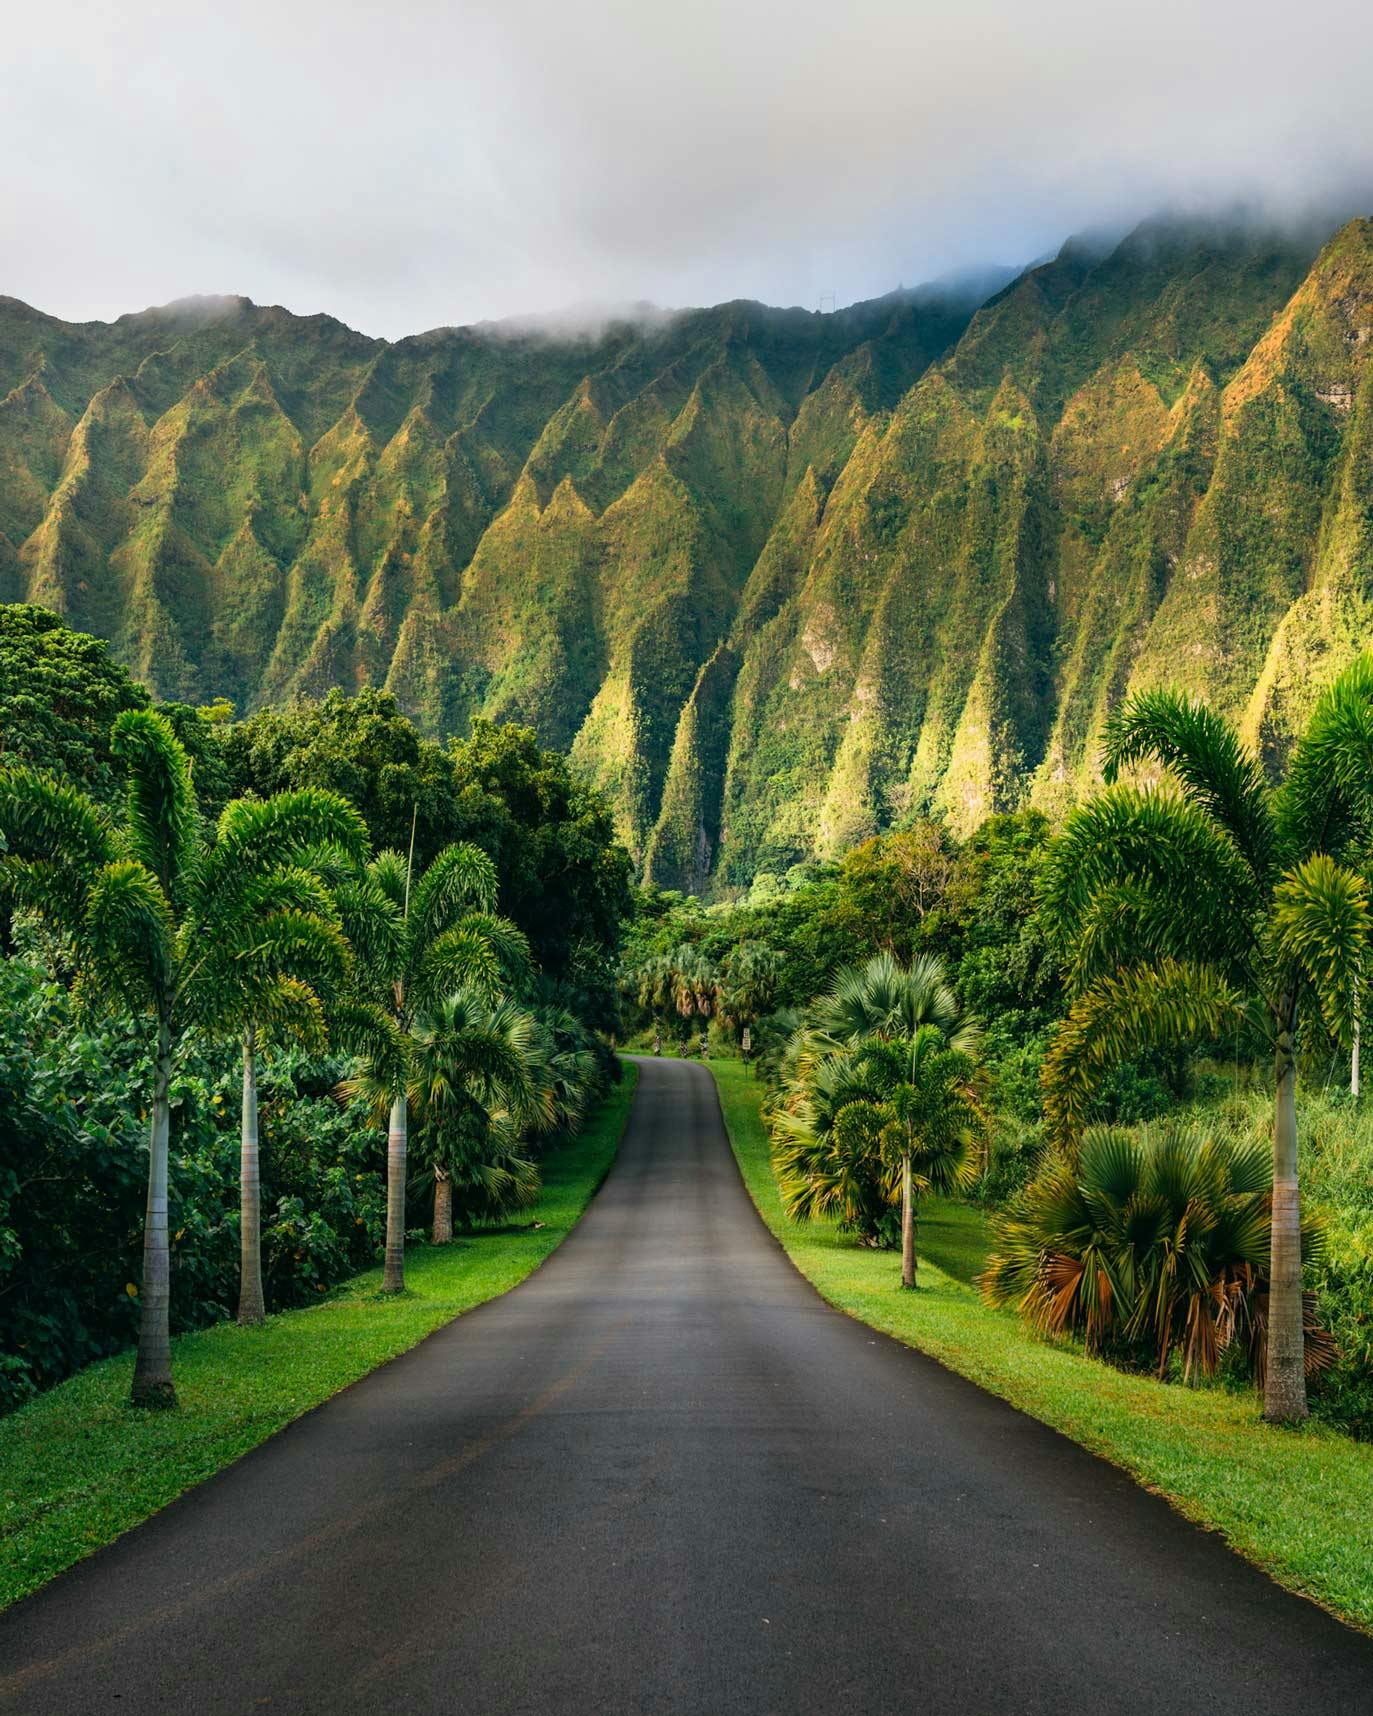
[
  {"left": 0, "top": 1064, "right": 636, "bottom": 1612},
  {"left": 709, "top": 1056, "right": 1373, "bottom": 1635}
]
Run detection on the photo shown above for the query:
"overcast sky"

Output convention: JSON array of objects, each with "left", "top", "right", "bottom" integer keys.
[{"left": 5, "top": 0, "right": 1371, "bottom": 339}]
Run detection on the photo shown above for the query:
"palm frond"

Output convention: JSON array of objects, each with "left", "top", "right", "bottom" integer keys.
[
  {"left": 83, "top": 858, "right": 175, "bottom": 1012},
  {"left": 0, "top": 768, "right": 117, "bottom": 925},
  {"left": 1277, "top": 653, "right": 1373, "bottom": 861},
  {"left": 1042, "top": 959, "right": 1243, "bottom": 1144},
  {"left": 408, "top": 841, "right": 498, "bottom": 947},
  {"left": 1102, "top": 687, "right": 1276, "bottom": 883},
  {"left": 1272, "top": 854, "right": 1371, "bottom": 1048},
  {"left": 1040, "top": 787, "right": 1259, "bottom": 983},
  {"left": 109, "top": 710, "right": 201, "bottom": 911}
]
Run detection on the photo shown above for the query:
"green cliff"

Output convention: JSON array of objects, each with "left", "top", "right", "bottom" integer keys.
[{"left": 2, "top": 214, "right": 1370, "bottom": 889}]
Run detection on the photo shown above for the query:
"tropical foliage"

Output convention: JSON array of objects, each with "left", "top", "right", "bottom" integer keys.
[
  {"left": 769, "top": 954, "right": 984, "bottom": 1285},
  {"left": 982, "top": 1119, "right": 1335, "bottom": 1383},
  {"left": 0, "top": 623, "right": 629, "bottom": 1411},
  {"left": 1038, "top": 666, "right": 1373, "bottom": 1421}
]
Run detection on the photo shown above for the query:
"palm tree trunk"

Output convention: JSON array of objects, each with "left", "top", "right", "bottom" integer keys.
[
  {"left": 382, "top": 1091, "right": 408, "bottom": 1293},
  {"left": 1265, "top": 1006, "right": 1308, "bottom": 1423},
  {"left": 237, "top": 1026, "right": 265, "bottom": 1325},
  {"left": 1352, "top": 973, "right": 1361, "bottom": 1098},
  {"left": 900, "top": 1154, "right": 916, "bottom": 1289},
  {"left": 433, "top": 1168, "right": 453, "bottom": 1244},
  {"left": 131, "top": 1015, "right": 176, "bottom": 1408}
]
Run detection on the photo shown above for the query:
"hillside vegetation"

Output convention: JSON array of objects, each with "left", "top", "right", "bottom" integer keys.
[{"left": 3, "top": 212, "right": 1371, "bottom": 886}]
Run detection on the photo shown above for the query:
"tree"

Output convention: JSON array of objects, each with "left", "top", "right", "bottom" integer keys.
[
  {"left": 404, "top": 990, "right": 542, "bottom": 1242},
  {"left": 205, "top": 794, "right": 370, "bottom": 1324},
  {"left": 837, "top": 1030, "right": 983, "bottom": 1286},
  {"left": 344, "top": 841, "right": 531, "bottom": 1293},
  {"left": 223, "top": 688, "right": 464, "bottom": 868},
  {"left": 778, "top": 951, "right": 982, "bottom": 1287},
  {"left": 666, "top": 945, "right": 719, "bottom": 1052},
  {"left": 0, "top": 604, "right": 148, "bottom": 802},
  {"left": 836, "top": 821, "right": 956, "bottom": 959},
  {"left": 0, "top": 712, "right": 365, "bottom": 1403},
  {"left": 447, "top": 720, "right": 634, "bottom": 1011},
  {"left": 225, "top": 700, "right": 633, "bottom": 1027},
  {"left": 718, "top": 942, "right": 783, "bottom": 1049},
  {"left": 1039, "top": 667, "right": 1373, "bottom": 1422},
  {"left": 982, "top": 1119, "right": 1335, "bottom": 1384}
]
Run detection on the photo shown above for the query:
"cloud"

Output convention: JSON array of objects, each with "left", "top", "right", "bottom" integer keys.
[{"left": 4, "top": 0, "right": 1371, "bottom": 337}]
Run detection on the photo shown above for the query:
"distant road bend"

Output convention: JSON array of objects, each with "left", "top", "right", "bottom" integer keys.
[{"left": 2, "top": 1056, "right": 1371, "bottom": 1714}]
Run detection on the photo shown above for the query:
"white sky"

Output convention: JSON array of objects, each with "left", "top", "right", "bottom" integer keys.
[{"left": 4, "top": 0, "right": 1371, "bottom": 338}]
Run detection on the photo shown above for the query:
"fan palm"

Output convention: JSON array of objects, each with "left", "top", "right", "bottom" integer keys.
[
  {"left": 345, "top": 841, "right": 531, "bottom": 1291},
  {"left": 982, "top": 1120, "right": 1335, "bottom": 1385},
  {"left": 1040, "top": 662, "right": 1373, "bottom": 1420},
  {"left": 719, "top": 942, "right": 783, "bottom": 1047},
  {"left": 0, "top": 712, "right": 367, "bottom": 1403}
]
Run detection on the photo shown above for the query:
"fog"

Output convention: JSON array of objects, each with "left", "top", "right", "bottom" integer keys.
[{"left": 4, "top": 0, "right": 1371, "bottom": 338}]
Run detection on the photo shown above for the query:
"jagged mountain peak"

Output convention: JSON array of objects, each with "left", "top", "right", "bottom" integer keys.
[{"left": 2, "top": 210, "right": 1371, "bottom": 888}]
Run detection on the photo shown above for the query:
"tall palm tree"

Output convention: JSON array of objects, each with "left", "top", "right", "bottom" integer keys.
[
  {"left": 1040, "top": 662, "right": 1373, "bottom": 1422},
  {"left": 207, "top": 796, "right": 371, "bottom": 1325},
  {"left": 779, "top": 952, "right": 982, "bottom": 1287},
  {"left": 346, "top": 842, "right": 530, "bottom": 1293},
  {"left": 0, "top": 712, "right": 366, "bottom": 1403},
  {"left": 667, "top": 944, "right": 718, "bottom": 1053}
]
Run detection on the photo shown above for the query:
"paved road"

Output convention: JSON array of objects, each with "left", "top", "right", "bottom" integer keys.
[{"left": 3, "top": 1056, "right": 1372, "bottom": 1714}]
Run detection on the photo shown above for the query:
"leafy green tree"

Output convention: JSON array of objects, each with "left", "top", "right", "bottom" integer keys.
[
  {"left": 0, "top": 604, "right": 148, "bottom": 801},
  {"left": 1039, "top": 666, "right": 1373, "bottom": 1422},
  {"left": 226, "top": 698, "right": 631, "bottom": 1020},
  {"left": 0, "top": 711, "right": 366, "bottom": 1404},
  {"left": 223, "top": 688, "right": 463, "bottom": 867},
  {"left": 447, "top": 720, "right": 634, "bottom": 1007},
  {"left": 982, "top": 1120, "right": 1336, "bottom": 1384},
  {"left": 343, "top": 842, "right": 531, "bottom": 1293}
]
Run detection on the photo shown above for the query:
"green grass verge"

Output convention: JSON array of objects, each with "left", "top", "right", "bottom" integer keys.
[
  {"left": 708, "top": 1057, "right": 1373, "bottom": 1634},
  {"left": 0, "top": 1064, "right": 637, "bottom": 1612}
]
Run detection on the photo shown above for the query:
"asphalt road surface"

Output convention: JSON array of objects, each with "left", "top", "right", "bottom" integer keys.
[{"left": 3, "top": 1055, "right": 1372, "bottom": 1714}]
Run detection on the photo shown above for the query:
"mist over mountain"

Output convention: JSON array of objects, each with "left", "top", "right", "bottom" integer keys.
[{"left": 3, "top": 209, "right": 1371, "bottom": 888}]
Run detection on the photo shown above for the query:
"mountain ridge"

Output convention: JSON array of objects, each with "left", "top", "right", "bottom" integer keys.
[{"left": 2, "top": 214, "right": 1370, "bottom": 890}]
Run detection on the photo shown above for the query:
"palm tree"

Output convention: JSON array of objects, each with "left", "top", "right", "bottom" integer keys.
[
  {"left": 982, "top": 1119, "right": 1335, "bottom": 1385},
  {"left": 807, "top": 951, "right": 982, "bottom": 1288},
  {"left": 346, "top": 841, "right": 530, "bottom": 1293},
  {"left": 772, "top": 1048, "right": 901, "bottom": 1245},
  {"left": 840, "top": 1030, "right": 983, "bottom": 1286},
  {"left": 1039, "top": 664, "right": 1373, "bottom": 1422},
  {"left": 403, "top": 989, "right": 541, "bottom": 1242},
  {"left": 666, "top": 943, "right": 719, "bottom": 1053},
  {"left": 207, "top": 796, "right": 371, "bottom": 1325},
  {"left": 719, "top": 941, "right": 783, "bottom": 1052},
  {"left": 0, "top": 712, "right": 366, "bottom": 1403}
]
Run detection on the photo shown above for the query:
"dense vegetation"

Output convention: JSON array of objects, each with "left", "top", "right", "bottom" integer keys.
[
  {"left": 3, "top": 215, "right": 1371, "bottom": 889},
  {"left": 620, "top": 670, "right": 1373, "bottom": 1433},
  {"left": 0, "top": 610, "right": 631, "bottom": 1409}
]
